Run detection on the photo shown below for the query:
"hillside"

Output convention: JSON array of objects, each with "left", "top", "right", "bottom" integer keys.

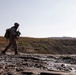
[{"left": 0, "top": 36, "right": 76, "bottom": 54}]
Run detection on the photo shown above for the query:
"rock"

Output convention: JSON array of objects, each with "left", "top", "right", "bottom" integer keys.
[{"left": 16, "top": 67, "right": 23, "bottom": 72}]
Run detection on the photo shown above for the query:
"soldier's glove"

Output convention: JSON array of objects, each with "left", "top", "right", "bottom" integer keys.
[{"left": 16, "top": 31, "right": 21, "bottom": 37}]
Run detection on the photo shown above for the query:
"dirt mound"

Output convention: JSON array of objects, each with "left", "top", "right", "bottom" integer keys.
[{"left": 1, "top": 36, "right": 76, "bottom": 54}]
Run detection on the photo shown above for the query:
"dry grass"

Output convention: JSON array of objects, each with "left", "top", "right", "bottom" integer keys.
[{"left": 0, "top": 36, "right": 76, "bottom": 54}]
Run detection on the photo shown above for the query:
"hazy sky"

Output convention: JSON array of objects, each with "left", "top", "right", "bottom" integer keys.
[{"left": 0, "top": 0, "right": 76, "bottom": 38}]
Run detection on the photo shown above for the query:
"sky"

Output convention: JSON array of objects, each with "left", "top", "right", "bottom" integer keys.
[{"left": 0, "top": 0, "right": 76, "bottom": 38}]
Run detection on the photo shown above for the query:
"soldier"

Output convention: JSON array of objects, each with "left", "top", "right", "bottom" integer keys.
[{"left": 1, "top": 23, "right": 21, "bottom": 55}]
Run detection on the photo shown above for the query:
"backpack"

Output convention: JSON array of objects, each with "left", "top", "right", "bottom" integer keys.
[{"left": 4, "top": 28, "right": 11, "bottom": 39}]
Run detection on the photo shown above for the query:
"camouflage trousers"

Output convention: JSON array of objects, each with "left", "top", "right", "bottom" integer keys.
[{"left": 2, "top": 38, "right": 18, "bottom": 54}]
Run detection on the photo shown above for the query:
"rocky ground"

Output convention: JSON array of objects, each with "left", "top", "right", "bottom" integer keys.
[{"left": 0, "top": 53, "right": 76, "bottom": 75}]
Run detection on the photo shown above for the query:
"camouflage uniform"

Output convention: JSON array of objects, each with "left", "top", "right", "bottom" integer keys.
[{"left": 1, "top": 23, "right": 20, "bottom": 54}]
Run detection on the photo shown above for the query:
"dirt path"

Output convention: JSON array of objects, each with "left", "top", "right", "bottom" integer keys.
[{"left": 0, "top": 53, "right": 76, "bottom": 75}]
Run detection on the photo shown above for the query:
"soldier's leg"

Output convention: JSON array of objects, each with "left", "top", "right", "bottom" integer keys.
[
  {"left": 1, "top": 41, "right": 12, "bottom": 54},
  {"left": 12, "top": 40, "right": 18, "bottom": 54}
]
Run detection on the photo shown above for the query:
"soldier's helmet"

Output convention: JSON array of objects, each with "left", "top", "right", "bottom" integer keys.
[{"left": 14, "top": 23, "right": 19, "bottom": 27}]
